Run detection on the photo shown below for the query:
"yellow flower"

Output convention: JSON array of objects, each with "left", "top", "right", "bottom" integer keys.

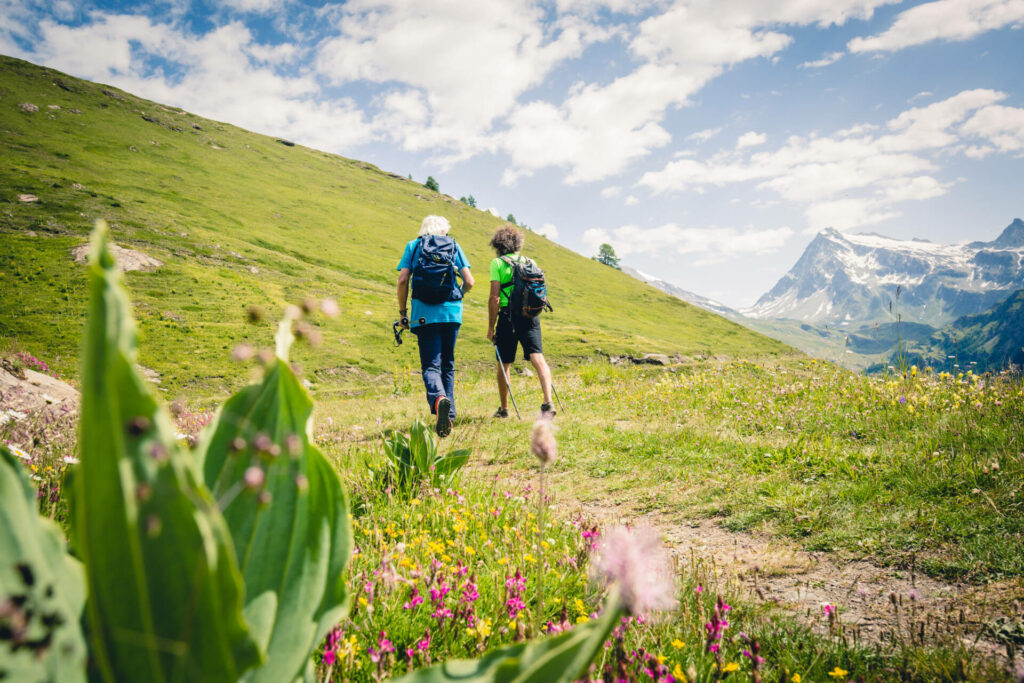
[
  {"left": 722, "top": 662, "right": 739, "bottom": 673},
  {"left": 509, "top": 619, "right": 517, "bottom": 630},
  {"left": 574, "top": 598, "right": 587, "bottom": 614},
  {"left": 478, "top": 619, "right": 492, "bottom": 639},
  {"left": 672, "top": 663, "right": 687, "bottom": 682},
  {"left": 358, "top": 597, "right": 368, "bottom": 607},
  {"left": 497, "top": 556, "right": 509, "bottom": 565},
  {"left": 524, "top": 553, "right": 537, "bottom": 564},
  {"left": 541, "top": 540, "right": 551, "bottom": 550},
  {"left": 828, "top": 666, "right": 848, "bottom": 678},
  {"left": 656, "top": 654, "right": 667, "bottom": 665},
  {"left": 671, "top": 638, "right": 685, "bottom": 650},
  {"left": 465, "top": 546, "right": 476, "bottom": 556},
  {"left": 575, "top": 615, "right": 590, "bottom": 624},
  {"left": 411, "top": 498, "right": 421, "bottom": 506},
  {"left": 791, "top": 675, "right": 802, "bottom": 683}
]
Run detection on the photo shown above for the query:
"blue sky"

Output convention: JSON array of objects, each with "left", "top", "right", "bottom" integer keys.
[{"left": 3, "top": 0, "right": 1022, "bottom": 307}]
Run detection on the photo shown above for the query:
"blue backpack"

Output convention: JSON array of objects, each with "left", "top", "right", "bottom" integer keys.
[{"left": 411, "top": 235, "right": 463, "bottom": 305}]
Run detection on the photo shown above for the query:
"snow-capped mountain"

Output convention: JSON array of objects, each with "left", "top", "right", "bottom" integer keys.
[
  {"left": 744, "top": 219, "right": 1024, "bottom": 327},
  {"left": 622, "top": 266, "right": 739, "bottom": 318}
]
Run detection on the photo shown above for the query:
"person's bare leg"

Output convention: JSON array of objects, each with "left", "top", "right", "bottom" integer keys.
[
  {"left": 497, "top": 363, "right": 513, "bottom": 410},
  {"left": 530, "top": 353, "right": 553, "bottom": 405}
]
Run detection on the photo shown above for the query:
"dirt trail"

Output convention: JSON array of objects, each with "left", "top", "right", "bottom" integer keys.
[{"left": 572, "top": 497, "right": 1023, "bottom": 667}]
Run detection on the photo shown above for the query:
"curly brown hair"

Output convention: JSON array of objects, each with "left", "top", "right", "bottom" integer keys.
[{"left": 489, "top": 224, "right": 524, "bottom": 256}]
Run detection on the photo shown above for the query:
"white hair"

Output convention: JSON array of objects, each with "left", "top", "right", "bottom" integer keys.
[{"left": 418, "top": 215, "right": 451, "bottom": 236}]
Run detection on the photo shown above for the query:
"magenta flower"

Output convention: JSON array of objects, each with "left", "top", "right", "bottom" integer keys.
[
  {"left": 591, "top": 525, "right": 676, "bottom": 616},
  {"left": 403, "top": 587, "right": 423, "bottom": 610}
]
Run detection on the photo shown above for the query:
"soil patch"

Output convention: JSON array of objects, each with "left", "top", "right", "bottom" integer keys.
[
  {"left": 0, "top": 365, "right": 78, "bottom": 422},
  {"left": 577, "top": 498, "right": 1023, "bottom": 666}
]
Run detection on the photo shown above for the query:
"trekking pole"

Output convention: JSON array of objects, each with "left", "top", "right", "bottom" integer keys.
[
  {"left": 493, "top": 344, "right": 521, "bottom": 420},
  {"left": 551, "top": 381, "right": 566, "bottom": 415}
]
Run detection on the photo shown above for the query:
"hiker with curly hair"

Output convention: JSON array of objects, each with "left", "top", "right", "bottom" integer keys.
[
  {"left": 397, "top": 215, "right": 474, "bottom": 437},
  {"left": 486, "top": 224, "right": 555, "bottom": 418}
]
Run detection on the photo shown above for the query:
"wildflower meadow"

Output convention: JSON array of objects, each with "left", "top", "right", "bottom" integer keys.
[{"left": 2, "top": 223, "right": 1021, "bottom": 682}]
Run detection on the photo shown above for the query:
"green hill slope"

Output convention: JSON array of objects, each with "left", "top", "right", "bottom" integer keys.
[
  {"left": 0, "top": 55, "right": 790, "bottom": 397},
  {"left": 884, "top": 288, "right": 1024, "bottom": 373}
]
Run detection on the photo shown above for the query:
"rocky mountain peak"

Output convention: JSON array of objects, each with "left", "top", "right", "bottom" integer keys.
[
  {"left": 991, "top": 218, "right": 1024, "bottom": 248},
  {"left": 745, "top": 219, "right": 1024, "bottom": 326}
]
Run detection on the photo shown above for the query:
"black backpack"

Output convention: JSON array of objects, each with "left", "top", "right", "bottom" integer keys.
[
  {"left": 501, "top": 255, "right": 553, "bottom": 318},
  {"left": 411, "top": 235, "right": 463, "bottom": 305}
]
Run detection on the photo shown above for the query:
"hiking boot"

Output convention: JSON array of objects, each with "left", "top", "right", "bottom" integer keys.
[
  {"left": 493, "top": 407, "right": 509, "bottom": 419},
  {"left": 435, "top": 396, "right": 452, "bottom": 437},
  {"left": 540, "top": 402, "right": 556, "bottom": 418}
]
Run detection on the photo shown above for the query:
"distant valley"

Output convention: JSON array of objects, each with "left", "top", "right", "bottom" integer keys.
[{"left": 626, "top": 219, "right": 1024, "bottom": 372}]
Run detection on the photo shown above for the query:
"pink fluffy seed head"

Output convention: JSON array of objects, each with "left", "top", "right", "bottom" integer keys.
[
  {"left": 530, "top": 414, "right": 557, "bottom": 466},
  {"left": 591, "top": 524, "right": 677, "bottom": 617}
]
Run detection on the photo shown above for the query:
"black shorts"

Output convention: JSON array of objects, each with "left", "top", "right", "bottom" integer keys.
[{"left": 495, "top": 312, "right": 542, "bottom": 363}]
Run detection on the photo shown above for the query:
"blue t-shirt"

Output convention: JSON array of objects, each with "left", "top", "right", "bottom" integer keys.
[{"left": 397, "top": 237, "right": 471, "bottom": 328}]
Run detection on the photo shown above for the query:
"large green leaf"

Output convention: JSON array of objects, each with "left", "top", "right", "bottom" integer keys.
[
  {"left": 391, "top": 592, "right": 623, "bottom": 683},
  {"left": 195, "top": 356, "right": 352, "bottom": 683},
  {"left": 70, "top": 222, "right": 261, "bottom": 682},
  {"left": 0, "top": 446, "right": 87, "bottom": 683}
]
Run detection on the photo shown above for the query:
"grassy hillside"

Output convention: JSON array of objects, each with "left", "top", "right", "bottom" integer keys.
[
  {"left": 0, "top": 55, "right": 789, "bottom": 398},
  {"left": 884, "top": 288, "right": 1024, "bottom": 373}
]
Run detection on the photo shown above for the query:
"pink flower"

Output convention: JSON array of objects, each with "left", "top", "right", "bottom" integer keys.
[
  {"left": 321, "top": 298, "right": 340, "bottom": 317},
  {"left": 530, "top": 414, "right": 557, "bottom": 465},
  {"left": 403, "top": 587, "right": 423, "bottom": 610},
  {"left": 591, "top": 525, "right": 677, "bottom": 616},
  {"left": 244, "top": 466, "right": 265, "bottom": 489}
]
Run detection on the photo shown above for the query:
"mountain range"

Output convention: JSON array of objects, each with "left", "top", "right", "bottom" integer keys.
[
  {"left": 745, "top": 221, "right": 1024, "bottom": 327},
  {"left": 624, "top": 220, "right": 1024, "bottom": 371}
]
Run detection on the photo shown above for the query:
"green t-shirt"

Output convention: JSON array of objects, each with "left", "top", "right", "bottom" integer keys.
[{"left": 489, "top": 253, "right": 531, "bottom": 308}]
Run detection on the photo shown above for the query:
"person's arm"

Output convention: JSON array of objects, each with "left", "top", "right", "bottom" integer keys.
[
  {"left": 460, "top": 267, "right": 474, "bottom": 294},
  {"left": 487, "top": 280, "right": 501, "bottom": 341},
  {"left": 397, "top": 268, "right": 411, "bottom": 328}
]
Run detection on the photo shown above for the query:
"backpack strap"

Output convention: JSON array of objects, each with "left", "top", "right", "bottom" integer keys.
[{"left": 410, "top": 236, "right": 424, "bottom": 267}]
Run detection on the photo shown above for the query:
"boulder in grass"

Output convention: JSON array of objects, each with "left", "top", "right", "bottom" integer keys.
[
  {"left": 18, "top": 194, "right": 39, "bottom": 203},
  {"left": 636, "top": 353, "right": 671, "bottom": 366},
  {"left": 71, "top": 243, "right": 163, "bottom": 272},
  {"left": 19, "top": 102, "right": 38, "bottom": 113}
]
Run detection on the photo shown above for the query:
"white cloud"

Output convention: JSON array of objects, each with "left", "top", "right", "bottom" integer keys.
[
  {"left": 535, "top": 222, "right": 560, "bottom": 240},
  {"left": 219, "top": 0, "right": 281, "bottom": 13},
  {"left": 501, "top": 0, "right": 899, "bottom": 184},
  {"left": 17, "top": 14, "right": 374, "bottom": 153},
  {"left": 583, "top": 223, "right": 794, "bottom": 261},
  {"left": 803, "top": 199, "right": 900, "bottom": 231},
  {"left": 639, "top": 89, "right": 1020, "bottom": 231},
  {"left": 800, "top": 51, "right": 844, "bottom": 68},
  {"left": 316, "top": 0, "right": 610, "bottom": 161},
  {"left": 687, "top": 127, "right": 722, "bottom": 142},
  {"left": 601, "top": 186, "right": 622, "bottom": 198},
  {"left": 849, "top": 0, "right": 1024, "bottom": 52},
  {"left": 960, "top": 104, "right": 1024, "bottom": 152},
  {"left": 737, "top": 131, "right": 767, "bottom": 148},
  {"left": 625, "top": 195, "right": 638, "bottom": 206}
]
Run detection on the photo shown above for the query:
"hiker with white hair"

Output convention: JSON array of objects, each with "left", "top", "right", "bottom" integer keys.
[{"left": 396, "top": 215, "right": 474, "bottom": 437}]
